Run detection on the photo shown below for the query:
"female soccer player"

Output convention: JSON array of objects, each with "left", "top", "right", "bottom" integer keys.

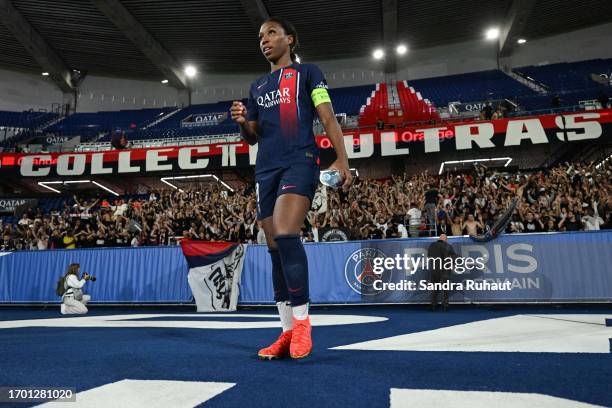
[{"left": 231, "top": 17, "right": 352, "bottom": 359}]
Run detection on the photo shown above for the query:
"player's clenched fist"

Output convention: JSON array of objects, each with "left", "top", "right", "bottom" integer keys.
[{"left": 231, "top": 101, "right": 247, "bottom": 124}]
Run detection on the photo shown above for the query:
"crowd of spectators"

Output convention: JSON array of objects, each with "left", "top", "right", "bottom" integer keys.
[{"left": 1, "top": 159, "right": 610, "bottom": 251}]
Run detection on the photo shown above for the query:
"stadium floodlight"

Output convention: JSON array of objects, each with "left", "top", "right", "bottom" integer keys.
[
  {"left": 517, "top": 38, "right": 527, "bottom": 44},
  {"left": 91, "top": 181, "right": 120, "bottom": 196},
  {"left": 295, "top": 55, "right": 301, "bottom": 63},
  {"left": 595, "top": 154, "right": 612, "bottom": 169},
  {"left": 37, "top": 181, "right": 62, "bottom": 193},
  {"left": 161, "top": 79, "right": 169, "bottom": 84},
  {"left": 161, "top": 174, "right": 234, "bottom": 192},
  {"left": 373, "top": 49, "right": 385, "bottom": 60},
  {"left": 184, "top": 65, "right": 197, "bottom": 78},
  {"left": 41, "top": 72, "right": 49, "bottom": 76},
  {"left": 485, "top": 27, "right": 500, "bottom": 40},
  {"left": 438, "top": 157, "right": 512, "bottom": 175},
  {"left": 37, "top": 180, "right": 119, "bottom": 196},
  {"left": 396, "top": 44, "right": 408, "bottom": 55}
]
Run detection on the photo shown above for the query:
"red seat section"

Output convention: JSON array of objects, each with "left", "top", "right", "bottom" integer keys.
[
  {"left": 358, "top": 83, "right": 388, "bottom": 127},
  {"left": 396, "top": 80, "right": 440, "bottom": 123},
  {"left": 359, "top": 81, "right": 439, "bottom": 127}
]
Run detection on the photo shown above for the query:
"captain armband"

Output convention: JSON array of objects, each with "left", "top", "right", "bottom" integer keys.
[{"left": 311, "top": 87, "right": 331, "bottom": 107}]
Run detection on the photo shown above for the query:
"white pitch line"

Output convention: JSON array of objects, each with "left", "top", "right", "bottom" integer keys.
[
  {"left": 334, "top": 314, "right": 611, "bottom": 354},
  {"left": 36, "top": 380, "right": 235, "bottom": 408},
  {"left": 0, "top": 314, "right": 387, "bottom": 330}
]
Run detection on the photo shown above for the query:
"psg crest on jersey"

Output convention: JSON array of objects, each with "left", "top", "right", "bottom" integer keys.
[{"left": 284, "top": 72, "right": 294, "bottom": 79}]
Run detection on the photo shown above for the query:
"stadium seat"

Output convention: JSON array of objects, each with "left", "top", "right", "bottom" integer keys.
[
  {"left": 515, "top": 58, "right": 612, "bottom": 95},
  {"left": 407, "top": 69, "right": 539, "bottom": 107},
  {"left": 47, "top": 108, "right": 175, "bottom": 142}
]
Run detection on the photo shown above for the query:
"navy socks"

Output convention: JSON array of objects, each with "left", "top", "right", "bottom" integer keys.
[
  {"left": 274, "top": 234, "right": 309, "bottom": 306},
  {"left": 269, "top": 249, "right": 289, "bottom": 303}
]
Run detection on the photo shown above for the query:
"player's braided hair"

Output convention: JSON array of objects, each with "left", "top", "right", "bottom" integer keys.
[{"left": 265, "top": 16, "right": 299, "bottom": 62}]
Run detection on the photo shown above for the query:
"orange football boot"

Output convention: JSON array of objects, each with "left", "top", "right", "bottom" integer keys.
[
  {"left": 290, "top": 317, "right": 312, "bottom": 359},
  {"left": 258, "top": 330, "right": 292, "bottom": 360}
]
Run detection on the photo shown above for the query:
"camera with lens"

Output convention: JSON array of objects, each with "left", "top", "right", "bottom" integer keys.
[{"left": 83, "top": 272, "right": 97, "bottom": 282}]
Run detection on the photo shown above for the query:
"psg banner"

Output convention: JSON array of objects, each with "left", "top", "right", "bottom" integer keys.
[
  {"left": 181, "top": 239, "right": 245, "bottom": 312},
  {"left": 239, "top": 231, "right": 612, "bottom": 304},
  {"left": 1, "top": 110, "right": 611, "bottom": 178}
]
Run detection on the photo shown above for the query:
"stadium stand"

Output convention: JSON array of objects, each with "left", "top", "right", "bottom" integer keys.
[
  {"left": 0, "top": 110, "right": 59, "bottom": 146},
  {"left": 396, "top": 81, "right": 440, "bottom": 123},
  {"left": 98, "top": 123, "right": 240, "bottom": 142},
  {"left": 1, "top": 159, "right": 610, "bottom": 250},
  {"left": 515, "top": 58, "right": 612, "bottom": 93},
  {"left": 46, "top": 107, "right": 175, "bottom": 141},
  {"left": 148, "top": 101, "right": 234, "bottom": 130},
  {"left": 0, "top": 110, "right": 57, "bottom": 129},
  {"left": 515, "top": 58, "right": 612, "bottom": 107},
  {"left": 81, "top": 84, "right": 377, "bottom": 142},
  {"left": 358, "top": 82, "right": 388, "bottom": 126},
  {"left": 4, "top": 61, "right": 610, "bottom": 150},
  {"left": 329, "top": 84, "right": 377, "bottom": 116},
  {"left": 407, "top": 69, "right": 539, "bottom": 107}
]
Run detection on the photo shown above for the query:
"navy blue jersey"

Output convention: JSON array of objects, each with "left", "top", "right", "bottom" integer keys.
[{"left": 246, "top": 63, "right": 331, "bottom": 173}]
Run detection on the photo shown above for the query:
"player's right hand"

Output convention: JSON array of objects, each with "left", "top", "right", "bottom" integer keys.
[
  {"left": 328, "top": 159, "right": 353, "bottom": 192},
  {"left": 231, "top": 101, "right": 247, "bottom": 125}
]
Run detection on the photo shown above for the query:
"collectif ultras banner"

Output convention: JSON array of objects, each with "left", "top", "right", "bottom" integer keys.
[{"left": 0, "top": 110, "right": 610, "bottom": 178}]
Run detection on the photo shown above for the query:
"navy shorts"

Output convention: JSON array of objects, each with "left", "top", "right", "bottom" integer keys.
[{"left": 255, "top": 162, "right": 320, "bottom": 220}]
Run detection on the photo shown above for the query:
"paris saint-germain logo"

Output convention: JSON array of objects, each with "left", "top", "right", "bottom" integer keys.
[
  {"left": 284, "top": 72, "right": 294, "bottom": 79},
  {"left": 344, "top": 247, "right": 391, "bottom": 296}
]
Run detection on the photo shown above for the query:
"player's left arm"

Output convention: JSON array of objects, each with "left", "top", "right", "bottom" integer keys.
[{"left": 310, "top": 67, "right": 352, "bottom": 191}]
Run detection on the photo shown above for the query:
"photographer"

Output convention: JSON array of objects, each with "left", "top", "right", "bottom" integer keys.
[{"left": 60, "top": 263, "right": 93, "bottom": 315}]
